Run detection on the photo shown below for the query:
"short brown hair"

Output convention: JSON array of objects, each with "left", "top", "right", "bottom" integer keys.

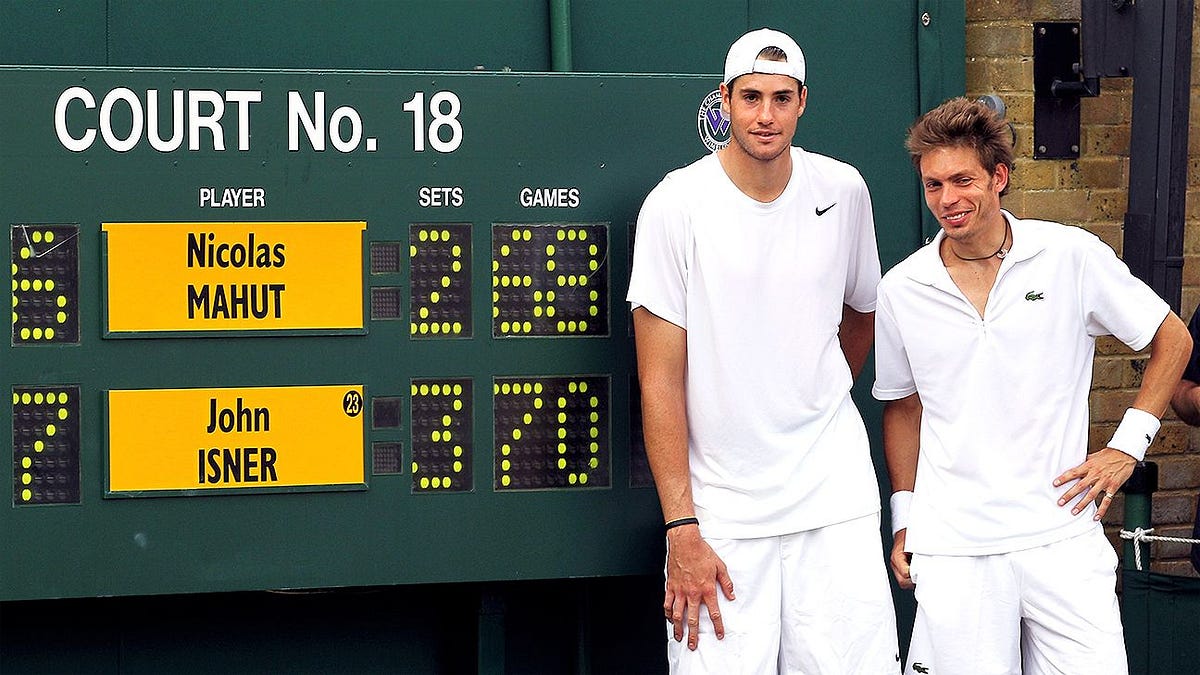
[{"left": 906, "top": 97, "right": 1015, "bottom": 195}]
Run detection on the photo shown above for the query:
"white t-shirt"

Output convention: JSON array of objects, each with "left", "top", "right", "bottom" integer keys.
[
  {"left": 873, "top": 211, "right": 1169, "bottom": 555},
  {"left": 627, "top": 147, "right": 883, "bottom": 539}
]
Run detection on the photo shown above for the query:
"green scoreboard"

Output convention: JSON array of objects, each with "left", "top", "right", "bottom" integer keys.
[{"left": 0, "top": 68, "right": 727, "bottom": 600}]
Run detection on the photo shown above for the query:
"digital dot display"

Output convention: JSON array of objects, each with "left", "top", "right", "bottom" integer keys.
[
  {"left": 492, "top": 224, "right": 609, "bottom": 337},
  {"left": 410, "top": 378, "right": 473, "bottom": 492},
  {"left": 12, "top": 385, "right": 80, "bottom": 505},
  {"left": 410, "top": 224, "right": 471, "bottom": 338},
  {"left": 493, "top": 376, "right": 609, "bottom": 490},
  {"left": 369, "top": 241, "right": 402, "bottom": 275},
  {"left": 11, "top": 224, "right": 79, "bottom": 345},
  {"left": 372, "top": 441, "right": 404, "bottom": 475}
]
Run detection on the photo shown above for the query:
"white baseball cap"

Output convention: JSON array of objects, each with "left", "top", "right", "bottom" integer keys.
[{"left": 723, "top": 28, "right": 806, "bottom": 87}]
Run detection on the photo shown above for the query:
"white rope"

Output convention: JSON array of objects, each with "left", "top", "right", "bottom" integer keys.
[{"left": 1119, "top": 528, "right": 1200, "bottom": 571}]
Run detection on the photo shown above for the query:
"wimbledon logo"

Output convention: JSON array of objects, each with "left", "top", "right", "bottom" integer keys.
[{"left": 697, "top": 90, "right": 730, "bottom": 152}]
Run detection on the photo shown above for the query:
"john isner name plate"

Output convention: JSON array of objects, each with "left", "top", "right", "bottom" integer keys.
[{"left": 106, "top": 385, "right": 365, "bottom": 495}]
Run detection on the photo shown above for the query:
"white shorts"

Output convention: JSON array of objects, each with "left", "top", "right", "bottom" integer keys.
[
  {"left": 905, "top": 528, "right": 1126, "bottom": 675},
  {"left": 667, "top": 512, "right": 900, "bottom": 675}
]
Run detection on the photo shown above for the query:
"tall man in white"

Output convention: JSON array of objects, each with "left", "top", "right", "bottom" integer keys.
[
  {"left": 874, "top": 97, "right": 1192, "bottom": 674},
  {"left": 628, "top": 27, "right": 899, "bottom": 674}
]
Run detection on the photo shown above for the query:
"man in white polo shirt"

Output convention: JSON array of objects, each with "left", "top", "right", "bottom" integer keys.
[
  {"left": 874, "top": 97, "right": 1192, "bottom": 674},
  {"left": 628, "top": 27, "right": 899, "bottom": 674}
]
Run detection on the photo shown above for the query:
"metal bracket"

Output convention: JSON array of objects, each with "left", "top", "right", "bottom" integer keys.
[{"left": 1033, "top": 22, "right": 1092, "bottom": 159}]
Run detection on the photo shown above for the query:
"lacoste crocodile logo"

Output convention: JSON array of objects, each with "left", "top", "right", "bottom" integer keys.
[
  {"left": 1025, "top": 291, "right": 1045, "bottom": 301},
  {"left": 815, "top": 203, "right": 836, "bottom": 216},
  {"left": 912, "top": 664, "right": 930, "bottom": 674}
]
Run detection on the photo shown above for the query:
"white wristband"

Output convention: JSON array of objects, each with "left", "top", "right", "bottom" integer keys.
[
  {"left": 889, "top": 490, "right": 913, "bottom": 536},
  {"left": 1107, "top": 408, "right": 1160, "bottom": 461}
]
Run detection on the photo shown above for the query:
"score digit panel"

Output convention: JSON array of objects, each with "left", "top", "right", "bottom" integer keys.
[
  {"left": 11, "top": 224, "right": 79, "bottom": 345},
  {"left": 493, "top": 376, "right": 610, "bottom": 490},
  {"left": 492, "top": 224, "right": 609, "bottom": 338}
]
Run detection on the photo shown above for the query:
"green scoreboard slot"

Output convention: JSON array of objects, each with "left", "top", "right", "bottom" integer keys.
[
  {"left": 492, "top": 224, "right": 609, "bottom": 338},
  {"left": 493, "top": 376, "right": 610, "bottom": 490},
  {"left": 410, "top": 378, "right": 473, "bottom": 492},
  {"left": 12, "top": 386, "right": 80, "bottom": 505},
  {"left": 410, "top": 224, "right": 471, "bottom": 338},
  {"left": 11, "top": 224, "right": 79, "bottom": 345}
]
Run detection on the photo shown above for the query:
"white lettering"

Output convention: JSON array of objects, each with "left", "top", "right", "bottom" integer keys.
[
  {"left": 53, "top": 87, "right": 262, "bottom": 153},
  {"left": 54, "top": 86, "right": 97, "bottom": 152},
  {"left": 224, "top": 90, "right": 262, "bottom": 151},
  {"left": 199, "top": 187, "right": 267, "bottom": 208},
  {"left": 519, "top": 187, "right": 580, "bottom": 208},
  {"left": 147, "top": 89, "right": 185, "bottom": 152},
  {"left": 188, "top": 90, "right": 225, "bottom": 151},
  {"left": 288, "top": 91, "right": 324, "bottom": 151},
  {"left": 99, "top": 88, "right": 143, "bottom": 153},
  {"left": 418, "top": 186, "right": 464, "bottom": 207}
]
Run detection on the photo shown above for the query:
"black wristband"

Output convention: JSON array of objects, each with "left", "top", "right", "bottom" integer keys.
[{"left": 664, "top": 517, "right": 699, "bottom": 531}]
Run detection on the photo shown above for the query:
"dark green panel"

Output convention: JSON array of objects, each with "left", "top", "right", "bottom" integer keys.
[
  {"left": 0, "top": 1, "right": 107, "bottom": 65},
  {"left": 570, "top": 1, "right": 749, "bottom": 74},
  {"left": 0, "top": 68, "right": 725, "bottom": 601},
  {"left": 107, "top": 0, "right": 550, "bottom": 70}
]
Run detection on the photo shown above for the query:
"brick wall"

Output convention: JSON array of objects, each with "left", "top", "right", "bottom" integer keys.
[{"left": 964, "top": 0, "right": 1200, "bottom": 576}]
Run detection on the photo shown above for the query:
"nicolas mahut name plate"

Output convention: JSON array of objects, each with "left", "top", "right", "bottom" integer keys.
[{"left": 102, "top": 221, "right": 365, "bottom": 335}]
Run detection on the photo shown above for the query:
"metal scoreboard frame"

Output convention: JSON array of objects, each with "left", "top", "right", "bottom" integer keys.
[{"left": 0, "top": 67, "right": 734, "bottom": 601}]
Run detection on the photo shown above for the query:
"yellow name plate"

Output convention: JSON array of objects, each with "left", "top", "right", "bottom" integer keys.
[
  {"left": 107, "top": 385, "right": 366, "bottom": 495},
  {"left": 102, "top": 221, "right": 365, "bottom": 334}
]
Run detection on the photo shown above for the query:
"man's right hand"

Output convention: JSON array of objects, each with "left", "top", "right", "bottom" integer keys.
[
  {"left": 891, "top": 529, "right": 913, "bottom": 589},
  {"left": 664, "top": 524, "right": 735, "bottom": 651}
]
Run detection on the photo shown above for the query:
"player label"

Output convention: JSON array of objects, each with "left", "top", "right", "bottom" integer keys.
[
  {"left": 106, "top": 385, "right": 365, "bottom": 494},
  {"left": 102, "top": 221, "right": 365, "bottom": 334}
]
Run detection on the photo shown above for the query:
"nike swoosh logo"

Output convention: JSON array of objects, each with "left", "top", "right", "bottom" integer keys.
[{"left": 815, "top": 203, "right": 836, "bottom": 216}]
